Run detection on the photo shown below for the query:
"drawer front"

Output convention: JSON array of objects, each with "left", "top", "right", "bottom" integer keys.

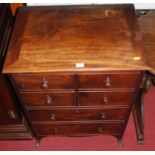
[
  {"left": 79, "top": 73, "right": 141, "bottom": 89},
  {"left": 79, "top": 91, "right": 135, "bottom": 106},
  {"left": 0, "top": 76, "right": 21, "bottom": 125},
  {"left": 34, "top": 123, "right": 124, "bottom": 136},
  {"left": 21, "top": 92, "right": 75, "bottom": 106},
  {"left": 13, "top": 74, "right": 74, "bottom": 91},
  {"left": 29, "top": 108, "right": 128, "bottom": 121},
  {"left": 0, "top": 107, "right": 20, "bottom": 125}
]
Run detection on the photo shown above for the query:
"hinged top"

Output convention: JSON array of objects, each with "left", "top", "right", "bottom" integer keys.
[
  {"left": 138, "top": 11, "right": 155, "bottom": 75},
  {"left": 3, "top": 4, "right": 149, "bottom": 73}
]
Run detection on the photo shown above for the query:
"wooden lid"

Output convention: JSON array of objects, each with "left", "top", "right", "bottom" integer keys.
[
  {"left": 138, "top": 11, "right": 155, "bottom": 75},
  {"left": 3, "top": 4, "right": 148, "bottom": 73}
]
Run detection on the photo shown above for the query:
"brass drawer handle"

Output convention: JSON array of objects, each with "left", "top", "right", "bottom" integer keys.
[
  {"left": 98, "top": 126, "right": 103, "bottom": 133},
  {"left": 104, "top": 76, "right": 111, "bottom": 88},
  {"left": 101, "top": 113, "right": 106, "bottom": 119},
  {"left": 45, "top": 95, "right": 53, "bottom": 105},
  {"left": 41, "top": 79, "right": 49, "bottom": 89},
  {"left": 102, "top": 96, "right": 109, "bottom": 104},
  {"left": 52, "top": 128, "right": 58, "bottom": 134},
  {"left": 49, "top": 113, "right": 55, "bottom": 120},
  {"left": 7, "top": 110, "right": 17, "bottom": 120}
]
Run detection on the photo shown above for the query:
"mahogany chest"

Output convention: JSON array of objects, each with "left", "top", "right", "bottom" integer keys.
[
  {"left": 3, "top": 4, "right": 154, "bottom": 147},
  {"left": 0, "top": 4, "right": 32, "bottom": 140}
]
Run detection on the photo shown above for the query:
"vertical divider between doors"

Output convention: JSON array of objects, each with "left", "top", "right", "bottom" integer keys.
[{"left": 75, "top": 74, "right": 80, "bottom": 106}]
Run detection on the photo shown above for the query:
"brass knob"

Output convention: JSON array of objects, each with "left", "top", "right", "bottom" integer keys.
[
  {"left": 7, "top": 110, "right": 17, "bottom": 120},
  {"left": 98, "top": 126, "right": 103, "bottom": 133},
  {"left": 45, "top": 95, "right": 53, "bottom": 105},
  {"left": 41, "top": 79, "right": 49, "bottom": 89},
  {"left": 102, "top": 96, "right": 109, "bottom": 104},
  {"left": 101, "top": 113, "right": 106, "bottom": 119},
  {"left": 105, "top": 76, "right": 111, "bottom": 88},
  {"left": 52, "top": 128, "right": 58, "bottom": 134},
  {"left": 49, "top": 113, "right": 55, "bottom": 120}
]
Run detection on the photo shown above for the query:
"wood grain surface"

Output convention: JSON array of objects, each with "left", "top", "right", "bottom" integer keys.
[
  {"left": 139, "top": 11, "right": 155, "bottom": 75},
  {"left": 3, "top": 4, "right": 148, "bottom": 73}
]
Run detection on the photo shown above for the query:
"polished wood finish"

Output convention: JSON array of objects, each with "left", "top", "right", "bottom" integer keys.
[
  {"left": 21, "top": 92, "right": 75, "bottom": 106},
  {"left": 79, "top": 72, "right": 141, "bottom": 89},
  {"left": 79, "top": 91, "right": 135, "bottom": 106},
  {"left": 10, "top": 3, "right": 24, "bottom": 16},
  {"left": 133, "top": 11, "right": 155, "bottom": 144},
  {"left": 2, "top": 4, "right": 151, "bottom": 146},
  {"left": 0, "top": 119, "right": 32, "bottom": 140},
  {"left": 34, "top": 122, "right": 124, "bottom": 136},
  {"left": 138, "top": 12, "right": 155, "bottom": 75},
  {"left": 13, "top": 74, "right": 75, "bottom": 90},
  {"left": 0, "top": 4, "right": 12, "bottom": 63},
  {"left": 0, "top": 4, "right": 32, "bottom": 140},
  {"left": 0, "top": 76, "right": 20, "bottom": 124},
  {"left": 29, "top": 107, "right": 128, "bottom": 121},
  {"left": 3, "top": 4, "right": 148, "bottom": 73}
]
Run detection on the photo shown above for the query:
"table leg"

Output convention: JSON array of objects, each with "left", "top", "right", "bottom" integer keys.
[
  {"left": 132, "top": 88, "right": 144, "bottom": 144},
  {"left": 132, "top": 75, "right": 151, "bottom": 144}
]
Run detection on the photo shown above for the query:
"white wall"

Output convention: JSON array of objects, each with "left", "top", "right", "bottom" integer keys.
[{"left": 27, "top": 1, "right": 155, "bottom": 9}]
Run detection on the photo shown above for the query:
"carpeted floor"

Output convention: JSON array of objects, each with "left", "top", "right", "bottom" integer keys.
[{"left": 0, "top": 88, "right": 155, "bottom": 151}]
